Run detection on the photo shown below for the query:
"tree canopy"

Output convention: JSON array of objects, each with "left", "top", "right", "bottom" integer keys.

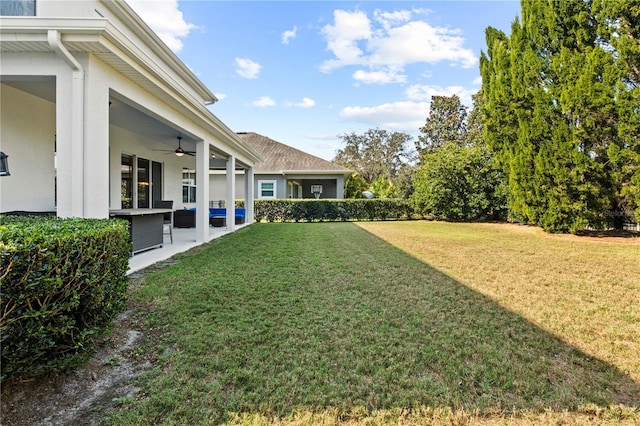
[
  {"left": 481, "top": 0, "right": 640, "bottom": 232},
  {"left": 412, "top": 93, "right": 508, "bottom": 221},
  {"left": 334, "top": 128, "right": 414, "bottom": 183},
  {"left": 334, "top": 128, "right": 415, "bottom": 198}
]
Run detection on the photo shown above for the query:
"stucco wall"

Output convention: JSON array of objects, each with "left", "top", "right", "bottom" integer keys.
[
  {"left": 0, "top": 83, "right": 56, "bottom": 213},
  {"left": 209, "top": 173, "right": 244, "bottom": 202}
]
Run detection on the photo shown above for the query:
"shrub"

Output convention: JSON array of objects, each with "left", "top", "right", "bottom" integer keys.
[
  {"left": 0, "top": 216, "right": 131, "bottom": 380},
  {"left": 253, "top": 199, "right": 418, "bottom": 222},
  {"left": 411, "top": 143, "right": 508, "bottom": 222}
]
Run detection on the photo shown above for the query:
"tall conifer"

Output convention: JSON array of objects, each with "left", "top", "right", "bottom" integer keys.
[{"left": 481, "top": 0, "right": 639, "bottom": 232}]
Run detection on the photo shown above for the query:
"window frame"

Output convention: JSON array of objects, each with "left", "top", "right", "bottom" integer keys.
[
  {"left": 182, "top": 168, "right": 196, "bottom": 203},
  {"left": 258, "top": 180, "right": 277, "bottom": 199}
]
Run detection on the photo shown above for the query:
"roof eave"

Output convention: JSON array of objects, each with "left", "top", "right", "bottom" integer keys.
[{"left": 101, "top": 0, "right": 218, "bottom": 104}]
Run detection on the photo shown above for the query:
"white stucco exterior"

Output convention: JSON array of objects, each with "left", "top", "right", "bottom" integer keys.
[{"left": 1, "top": 0, "right": 261, "bottom": 241}]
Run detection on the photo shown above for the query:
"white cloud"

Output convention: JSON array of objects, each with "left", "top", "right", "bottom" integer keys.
[
  {"left": 368, "top": 21, "right": 476, "bottom": 68},
  {"left": 295, "top": 97, "right": 316, "bottom": 108},
  {"left": 320, "top": 8, "right": 477, "bottom": 83},
  {"left": 251, "top": 96, "right": 276, "bottom": 107},
  {"left": 281, "top": 26, "right": 297, "bottom": 44},
  {"left": 284, "top": 97, "right": 317, "bottom": 108},
  {"left": 235, "top": 58, "right": 262, "bottom": 79},
  {"left": 353, "top": 69, "right": 406, "bottom": 84},
  {"left": 127, "top": 0, "right": 196, "bottom": 52},
  {"left": 405, "top": 84, "right": 476, "bottom": 107},
  {"left": 319, "top": 9, "right": 372, "bottom": 72},
  {"left": 340, "top": 101, "right": 430, "bottom": 133},
  {"left": 373, "top": 9, "right": 412, "bottom": 30},
  {"left": 213, "top": 93, "right": 227, "bottom": 100},
  {"left": 472, "top": 76, "right": 483, "bottom": 85}
]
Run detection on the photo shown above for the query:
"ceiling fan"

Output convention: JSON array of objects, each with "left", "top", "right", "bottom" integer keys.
[{"left": 154, "top": 136, "right": 195, "bottom": 157}]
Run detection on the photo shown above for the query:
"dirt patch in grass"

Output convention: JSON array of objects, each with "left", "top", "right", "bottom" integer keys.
[{"left": 0, "top": 263, "right": 170, "bottom": 426}]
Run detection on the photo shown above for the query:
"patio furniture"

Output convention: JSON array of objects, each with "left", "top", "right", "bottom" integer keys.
[
  {"left": 209, "top": 208, "right": 226, "bottom": 227},
  {"left": 109, "top": 208, "right": 172, "bottom": 254},
  {"left": 173, "top": 209, "right": 195, "bottom": 228},
  {"left": 153, "top": 200, "right": 173, "bottom": 243},
  {"left": 209, "top": 208, "right": 246, "bottom": 227}
]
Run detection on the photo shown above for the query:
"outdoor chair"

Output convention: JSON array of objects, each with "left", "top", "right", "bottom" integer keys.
[{"left": 153, "top": 200, "right": 173, "bottom": 244}]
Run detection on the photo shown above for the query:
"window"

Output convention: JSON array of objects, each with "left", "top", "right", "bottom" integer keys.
[
  {"left": 151, "top": 161, "right": 163, "bottom": 206},
  {"left": 1, "top": 0, "right": 35, "bottom": 16},
  {"left": 137, "top": 158, "right": 150, "bottom": 208},
  {"left": 259, "top": 180, "right": 276, "bottom": 199},
  {"left": 288, "top": 181, "right": 302, "bottom": 199},
  {"left": 121, "top": 154, "right": 133, "bottom": 209},
  {"left": 182, "top": 168, "right": 196, "bottom": 203}
]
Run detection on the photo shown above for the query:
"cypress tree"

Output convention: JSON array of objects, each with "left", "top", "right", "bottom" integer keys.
[{"left": 481, "top": 0, "right": 639, "bottom": 232}]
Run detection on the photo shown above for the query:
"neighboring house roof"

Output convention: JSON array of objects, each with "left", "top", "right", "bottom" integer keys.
[{"left": 237, "top": 132, "right": 352, "bottom": 175}]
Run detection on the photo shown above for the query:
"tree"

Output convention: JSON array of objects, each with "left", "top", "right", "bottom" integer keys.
[
  {"left": 594, "top": 0, "right": 640, "bottom": 224},
  {"left": 333, "top": 128, "right": 414, "bottom": 187},
  {"left": 481, "top": 0, "right": 640, "bottom": 232},
  {"left": 412, "top": 91, "right": 507, "bottom": 221},
  {"left": 343, "top": 173, "right": 369, "bottom": 198},
  {"left": 416, "top": 95, "right": 468, "bottom": 155}
]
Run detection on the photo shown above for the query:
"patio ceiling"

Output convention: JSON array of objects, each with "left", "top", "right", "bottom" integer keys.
[{"left": 1, "top": 77, "right": 230, "bottom": 168}]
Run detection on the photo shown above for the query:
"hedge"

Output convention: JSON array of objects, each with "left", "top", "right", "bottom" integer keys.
[
  {"left": 253, "top": 199, "right": 419, "bottom": 222},
  {"left": 0, "top": 216, "right": 131, "bottom": 380}
]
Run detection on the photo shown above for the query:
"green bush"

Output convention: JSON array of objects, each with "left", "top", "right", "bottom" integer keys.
[
  {"left": 0, "top": 216, "right": 131, "bottom": 380},
  {"left": 411, "top": 143, "right": 508, "bottom": 222},
  {"left": 253, "top": 199, "right": 418, "bottom": 222}
]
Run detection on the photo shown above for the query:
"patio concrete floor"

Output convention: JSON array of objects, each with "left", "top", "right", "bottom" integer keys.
[{"left": 127, "top": 223, "right": 250, "bottom": 275}]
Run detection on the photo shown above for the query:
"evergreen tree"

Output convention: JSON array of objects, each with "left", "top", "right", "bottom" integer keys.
[
  {"left": 416, "top": 95, "right": 468, "bottom": 156},
  {"left": 481, "top": 0, "right": 639, "bottom": 232}
]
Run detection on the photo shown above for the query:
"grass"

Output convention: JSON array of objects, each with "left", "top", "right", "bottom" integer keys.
[{"left": 105, "top": 222, "right": 639, "bottom": 425}]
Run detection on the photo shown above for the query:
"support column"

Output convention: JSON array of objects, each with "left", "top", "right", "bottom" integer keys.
[
  {"left": 226, "top": 155, "right": 236, "bottom": 231},
  {"left": 245, "top": 167, "right": 255, "bottom": 224},
  {"left": 49, "top": 29, "right": 84, "bottom": 218},
  {"left": 195, "top": 139, "right": 209, "bottom": 243},
  {"left": 336, "top": 176, "right": 345, "bottom": 199},
  {"left": 83, "top": 59, "right": 110, "bottom": 218}
]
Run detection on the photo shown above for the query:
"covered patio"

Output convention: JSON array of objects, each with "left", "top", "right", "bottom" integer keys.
[{"left": 0, "top": 0, "right": 262, "bottom": 256}]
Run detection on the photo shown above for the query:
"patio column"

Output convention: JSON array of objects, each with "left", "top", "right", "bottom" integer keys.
[
  {"left": 245, "top": 167, "right": 254, "bottom": 224},
  {"left": 336, "top": 175, "right": 345, "bottom": 199},
  {"left": 83, "top": 62, "right": 109, "bottom": 218},
  {"left": 195, "top": 139, "right": 210, "bottom": 243},
  {"left": 49, "top": 30, "right": 84, "bottom": 218},
  {"left": 226, "top": 155, "right": 236, "bottom": 231}
]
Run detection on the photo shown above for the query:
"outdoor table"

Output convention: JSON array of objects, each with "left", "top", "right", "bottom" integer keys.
[{"left": 109, "top": 208, "right": 172, "bottom": 254}]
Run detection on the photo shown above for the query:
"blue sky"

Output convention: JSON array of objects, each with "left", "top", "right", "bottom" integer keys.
[{"left": 128, "top": 1, "right": 521, "bottom": 160}]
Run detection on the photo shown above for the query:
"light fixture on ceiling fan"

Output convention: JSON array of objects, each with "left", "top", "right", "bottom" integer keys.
[
  {"left": 154, "top": 136, "right": 196, "bottom": 156},
  {"left": 174, "top": 136, "right": 186, "bottom": 156}
]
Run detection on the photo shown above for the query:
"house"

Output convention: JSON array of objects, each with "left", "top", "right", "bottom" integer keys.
[
  {"left": 209, "top": 132, "right": 353, "bottom": 201},
  {"left": 0, "top": 0, "right": 262, "bottom": 247}
]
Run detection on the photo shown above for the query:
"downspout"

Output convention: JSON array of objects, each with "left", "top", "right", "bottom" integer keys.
[{"left": 48, "top": 30, "right": 85, "bottom": 217}]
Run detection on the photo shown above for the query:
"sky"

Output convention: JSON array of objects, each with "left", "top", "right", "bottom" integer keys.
[{"left": 127, "top": 0, "right": 521, "bottom": 160}]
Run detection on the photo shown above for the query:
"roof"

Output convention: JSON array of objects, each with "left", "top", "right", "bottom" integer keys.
[{"left": 237, "top": 132, "right": 352, "bottom": 175}]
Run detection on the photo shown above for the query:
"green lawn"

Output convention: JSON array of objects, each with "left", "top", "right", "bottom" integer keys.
[{"left": 105, "top": 222, "right": 639, "bottom": 425}]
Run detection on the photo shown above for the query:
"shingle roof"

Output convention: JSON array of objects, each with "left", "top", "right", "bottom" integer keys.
[{"left": 237, "top": 132, "right": 352, "bottom": 174}]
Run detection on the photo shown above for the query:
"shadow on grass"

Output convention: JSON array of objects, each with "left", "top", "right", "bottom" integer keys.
[{"left": 121, "top": 223, "right": 640, "bottom": 423}]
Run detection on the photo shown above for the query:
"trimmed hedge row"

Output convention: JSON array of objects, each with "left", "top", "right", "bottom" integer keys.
[
  {"left": 253, "top": 199, "right": 419, "bottom": 222},
  {"left": 0, "top": 216, "right": 131, "bottom": 380}
]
